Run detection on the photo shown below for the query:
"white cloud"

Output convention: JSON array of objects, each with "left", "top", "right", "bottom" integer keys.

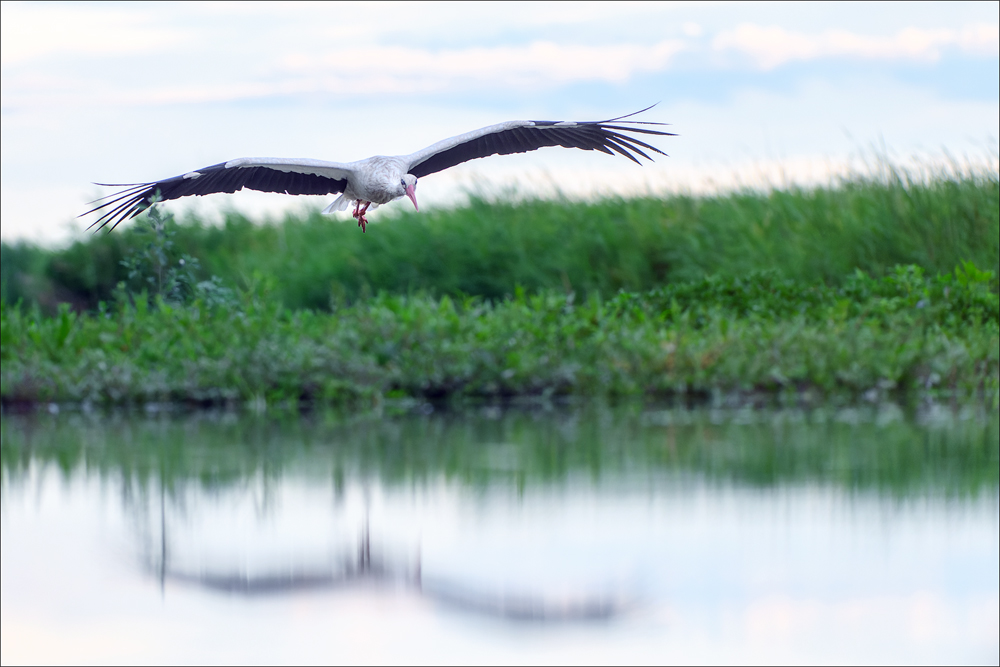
[
  {"left": 282, "top": 40, "right": 688, "bottom": 92},
  {"left": 284, "top": 40, "right": 684, "bottom": 92},
  {"left": 0, "top": 2, "right": 185, "bottom": 65},
  {"left": 682, "top": 22, "right": 704, "bottom": 38},
  {"left": 713, "top": 23, "right": 1000, "bottom": 70},
  {"left": 3, "top": 39, "right": 688, "bottom": 109},
  {"left": 959, "top": 23, "right": 1000, "bottom": 55}
]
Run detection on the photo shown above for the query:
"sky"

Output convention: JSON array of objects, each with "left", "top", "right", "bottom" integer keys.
[{"left": 1, "top": 1, "right": 998, "bottom": 244}]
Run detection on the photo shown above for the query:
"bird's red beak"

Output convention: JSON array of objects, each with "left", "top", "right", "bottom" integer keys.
[{"left": 405, "top": 184, "right": 418, "bottom": 211}]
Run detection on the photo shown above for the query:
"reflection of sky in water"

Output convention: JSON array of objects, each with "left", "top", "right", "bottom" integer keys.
[{"left": 3, "top": 460, "right": 997, "bottom": 663}]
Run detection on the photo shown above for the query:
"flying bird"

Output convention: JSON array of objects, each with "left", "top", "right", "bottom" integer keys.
[{"left": 83, "top": 106, "right": 675, "bottom": 233}]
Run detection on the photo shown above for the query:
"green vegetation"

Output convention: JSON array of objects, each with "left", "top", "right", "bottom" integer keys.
[
  {"left": 2, "top": 263, "right": 997, "bottom": 406},
  {"left": 1, "top": 168, "right": 997, "bottom": 408},
  {"left": 3, "top": 165, "right": 997, "bottom": 311},
  {"left": 3, "top": 405, "right": 996, "bottom": 495}
]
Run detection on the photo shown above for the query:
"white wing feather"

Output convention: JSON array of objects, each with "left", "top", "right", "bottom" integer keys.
[{"left": 224, "top": 157, "right": 357, "bottom": 181}]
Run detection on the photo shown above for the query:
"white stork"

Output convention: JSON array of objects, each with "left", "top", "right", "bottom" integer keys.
[{"left": 84, "top": 106, "right": 674, "bottom": 233}]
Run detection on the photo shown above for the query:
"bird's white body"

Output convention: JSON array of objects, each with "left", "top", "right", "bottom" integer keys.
[
  {"left": 319, "top": 156, "right": 410, "bottom": 213},
  {"left": 86, "top": 109, "right": 673, "bottom": 232}
]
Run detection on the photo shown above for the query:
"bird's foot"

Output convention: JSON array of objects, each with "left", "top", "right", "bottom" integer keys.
[{"left": 354, "top": 201, "right": 372, "bottom": 233}]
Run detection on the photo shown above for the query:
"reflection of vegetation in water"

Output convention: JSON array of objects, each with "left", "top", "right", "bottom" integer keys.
[{"left": 2, "top": 406, "right": 996, "bottom": 495}]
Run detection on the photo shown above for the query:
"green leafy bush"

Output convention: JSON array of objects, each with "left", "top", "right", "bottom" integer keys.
[{"left": 2, "top": 266, "right": 996, "bottom": 407}]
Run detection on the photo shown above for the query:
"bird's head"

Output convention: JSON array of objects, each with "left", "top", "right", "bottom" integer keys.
[{"left": 400, "top": 174, "right": 418, "bottom": 211}]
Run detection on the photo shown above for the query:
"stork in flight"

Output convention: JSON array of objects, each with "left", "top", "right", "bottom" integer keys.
[{"left": 84, "top": 106, "right": 675, "bottom": 233}]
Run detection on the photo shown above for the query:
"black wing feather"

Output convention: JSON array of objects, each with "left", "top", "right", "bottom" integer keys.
[
  {"left": 409, "top": 111, "right": 676, "bottom": 179},
  {"left": 82, "top": 162, "right": 349, "bottom": 232}
]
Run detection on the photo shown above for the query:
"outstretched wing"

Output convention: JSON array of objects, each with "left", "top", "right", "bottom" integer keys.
[
  {"left": 403, "top": 106, "right": 675, "bottom": 179},
  {"left": 83, "top": 158, "right": 354, "bottom": 231}
]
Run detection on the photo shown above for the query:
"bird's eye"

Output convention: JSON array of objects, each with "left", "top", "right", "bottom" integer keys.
[{"left": 400, "top": 179, "right": 406, "bottom": 187}]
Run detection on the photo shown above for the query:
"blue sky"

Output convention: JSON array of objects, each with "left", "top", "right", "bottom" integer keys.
[{"left": 2, "top": 1, "right": 997, "bottom": 243}]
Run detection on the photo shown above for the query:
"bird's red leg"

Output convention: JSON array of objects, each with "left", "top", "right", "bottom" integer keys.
[{"left": 357, "top": 201, "right": 372, "bottom": 232}]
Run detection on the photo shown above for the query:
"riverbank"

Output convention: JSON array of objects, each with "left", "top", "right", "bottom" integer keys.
[{"left": 3, "top": 265, "right": 996, "bottom": 408}]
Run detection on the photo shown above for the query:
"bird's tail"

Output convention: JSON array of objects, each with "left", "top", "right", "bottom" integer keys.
[{"left": 322, "top": 194, "right": 351, "bottom": 214}]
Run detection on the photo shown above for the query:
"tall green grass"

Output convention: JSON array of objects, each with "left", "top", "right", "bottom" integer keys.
[{"left": 4, "top": 166, "right": 997, "bottom": 311}]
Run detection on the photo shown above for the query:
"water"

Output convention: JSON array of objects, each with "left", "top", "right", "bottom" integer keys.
[{"left": 2, "top": 404, "right": 998, "bottom": 664}]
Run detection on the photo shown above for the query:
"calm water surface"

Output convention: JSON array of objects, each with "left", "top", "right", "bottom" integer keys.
[{"left": 2, "top": 404, "right": 998, "bottom": 664}]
